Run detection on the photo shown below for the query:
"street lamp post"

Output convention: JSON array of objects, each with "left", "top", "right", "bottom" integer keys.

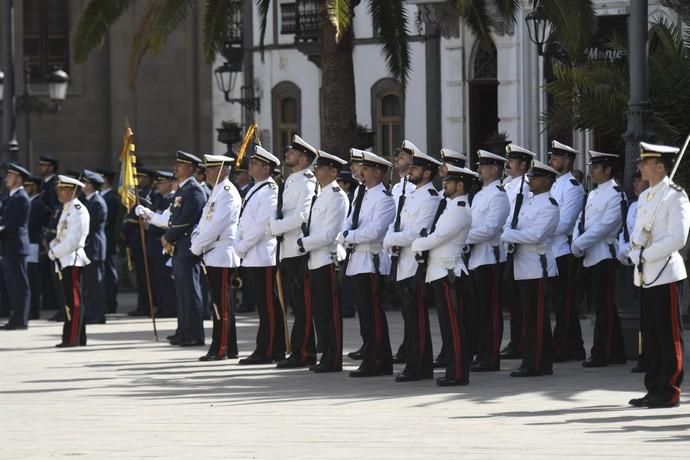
[
  {"left": 525, "top": 7, "right": 551, "bottom": 161},
  {"left": 0, "top": 60, "right": 70, "bottom": 168}
]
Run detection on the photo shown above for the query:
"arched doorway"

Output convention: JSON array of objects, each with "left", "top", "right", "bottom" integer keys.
[{"left": 469, "top": 40, "right": 499, "bottom": 160}]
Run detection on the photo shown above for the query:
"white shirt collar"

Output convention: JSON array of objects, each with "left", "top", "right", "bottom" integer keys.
[
  {"left": 178, "top": 176, "right": 194, "bottom": 188},
  {"left": 9, "top": 186, "right": 24, "bottom": 197}
]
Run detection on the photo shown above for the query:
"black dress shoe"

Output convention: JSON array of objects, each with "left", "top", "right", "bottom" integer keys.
[
  {"left": 166, "top": 334, "right": 178, "bottom": 341},
  {"left": 1, "top": 323, "right": 27, "bottom": 330},
  {"left": 500, "top": 344, "right": 522, "bottom": 360},
  {"left": 276, "top": 357, "right": 313, "bottom": 369},
  {"left": 471, "top": 362, "right": 499, "bottom": 372},
  {"left": 392, "top": 354, "right": 406, "bottom": 364},
  {"left": 394, "top": 372, "right": 423, "bottom": 382},
  {"left": 169, "top": 337, "right": 183, "bottom": 346},
  {"left": 55, "top": 342, "right": 75, "bottom": 348},
  {"left": 510, "top": 368, "right": 543, "bottom": 377},
  {"left": 199, "top": 354, "right": 226, "bottom": 362},
  {"left": 582, "top": 358, "right": 608, "bottom": 368},
  {"left": 347, "top": 349, "right": 363, "bottom": 360},
  {"left": 311, "top": 363, "right": 342, "bottom": 373},
  {"left": 238, "top": 355, "right": 274, "bottom": 365},
  {"left": 645, "top": 396, "right": 679, "bottom": 408},
  {"left": 349, "top": 368, "right": 382, "bottom": 377},
  {"left": 628, "top": 394, "right": 650, "bottom": 407},
  {"left": 436, "top": 376, "right": 469, "bottom": 386},
  {"left": 227, "top": 353, "right": 239, "bottom": 359},
  {"left": 180, "top": 340, "right": 204, "bottom": 347}
]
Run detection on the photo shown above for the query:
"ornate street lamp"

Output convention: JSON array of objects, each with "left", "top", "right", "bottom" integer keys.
[
  {"left": 47, "top": 67, "right": 69, "bottom": 104},
  {"left": 525, "top": 6, "right": 549, "bottom": 56}
]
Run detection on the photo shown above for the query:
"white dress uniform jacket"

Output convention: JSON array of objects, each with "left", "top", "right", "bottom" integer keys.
[
  {"left": 630, "top": 176, "right": 690, "bottom": 287},
  {"left": 616, "top": 200, "right": 638, "bottom": 265},
  {"left": 190, "top": 178, "right": 242, "bottom": 268},
  {"left": 504, "top": 174, "right": 531, "bottom": 225},
  {"left": 343, "top": 182, "right": 395, "bottom": 276},
  {"left": 550, "top": 172, "right": 585, "bottom": 258},
  {"left": 411, "top": 194, "right": 472, "bottom": 283},
  {"left": 300, "top": 180, "right": 349, "bottom": 270},
  {"left": 383, "top": 182, "right": 441, "bottom": 281},
  {"left": 48, "top": 198, "right": 90, "bottom": 268},
  {"left": 269, "top": 168, "right": 317, "bottom": 260},
  {"left": 235, "top": 178, "right": 278, "bottom": 267},
  {"left": 501, "top": 192, "right": 559, "bottom": 280},
  {"left": 571, "top": 179, "right": 622, "bottom": 268},
  {"left": 391, "top": 178, "right": 415, "bottom": 208},
  {"left": 465, "top": 179, "right": 510, "bottom": 269}
]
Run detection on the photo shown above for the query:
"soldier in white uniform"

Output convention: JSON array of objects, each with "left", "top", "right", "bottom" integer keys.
[
  {"left": 297, "top": 150, "right": 349, "bottom": 372},
  {"left": 548, "top": 140, "right": 587, "bottom": 362},
  {"left": 49, "top": 176, "right": 91, "bottom": 347},
  {"left": 500, "top": 144, "right": 535, "bottom": 360},
  {"left": 572, "top": 151, "right": 626, "bottom": 367},
  {"left": 439, "top": 148, "right": 469, "bottom": 177},
  {"left": 501, "top": 160, "right": 560, "bottom": 377},
  {"left": 191, "top": 155, "right": 242, "bottom": 361},
  {"left": 383, "top": 141, "right": 441, "bottom": 382},
  {"left": 269, "top": 135, "right": 318, "bottom": 368},
  {"left": 341, "top": 149, "right": 396, "bottom": 377},
  {"left": 411, "top": 164, "right": 477, "bottom": 386},
  {"left": 466, "top": 150, "right": 510, "bottom": 371},
  {"left": 628, "top": 142, "right": 690, "bottom": 408},
  {"left": 235, "top": 146, "right": 287, "bottom": 365}
]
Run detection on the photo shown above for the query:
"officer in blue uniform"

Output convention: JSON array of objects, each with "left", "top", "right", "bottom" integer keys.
[
  {"left": 25, "top": 175, "right": 50, "bottom": 320},
  {"left": 162, "top": 151, "right": 207, "bottom": 346},
  {"left": 123, "top": 166, "right": 158, "bottom": 316},
  {"left": 95, "top": 168, "right": 121, "bottom": 314},
  {"left": 38, "top": 155, "right": 62, "bottom": 315},
  {"left": 81, "top": 170, "right": 108, "bottom": 324},
  {"left": 0, "top": 163, "right": 32, "bottom": 330}
]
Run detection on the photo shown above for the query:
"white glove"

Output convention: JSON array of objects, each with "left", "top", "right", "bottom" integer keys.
[
  {"left": 336, "top": 231, "right": 346, "bottom": 246},
  {"left": 628, "top": 248, "right": 642, "bottom": 266},
  {"left": 135, "top": 205, "right": 152, "bottom": 219}
]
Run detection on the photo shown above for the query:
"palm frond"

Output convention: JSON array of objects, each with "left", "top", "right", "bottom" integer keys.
[
  {"left": 203, "top": 0, "right": 241, "bottom": 63},
  {"left": 454, "top": 0, "right": 494, "bottom": 44},
  {"left": 538, "top": 0, "right": 597, "bottom": 61},
  {"left": 369, "top": 0, "right": 410, "bottom": 88},
  {"left": 147, "top": 0, "right": 197, "bottom": 51},
  {"left": 73, "top": 0, "right": 136, "bottom": 63},
  {"left": 328, "top": 0, "right": 353, "bottom": 43},
  {"left": 256, "top": 0, "right": 272, "bottom": 57},
  {"left": 494, "top": 0, "right": 520, "bottom": 22},
  {"left": 128, "top": 0, "right": 163, "bottom": 87}
]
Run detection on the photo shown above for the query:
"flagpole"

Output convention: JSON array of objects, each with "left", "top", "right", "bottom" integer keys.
[{"left": 120, "top": 127, "right": 158, "bottom": 341}]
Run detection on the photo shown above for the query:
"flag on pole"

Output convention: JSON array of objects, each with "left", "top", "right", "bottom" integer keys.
[
  {"left": 118, "top": 127, "right": 138, "bottom": 212},
  {"left": 235, "top": 123, "right": 260, "bottom": 169}
]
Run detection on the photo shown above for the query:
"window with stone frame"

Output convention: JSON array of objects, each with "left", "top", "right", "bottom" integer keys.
[
  {"left": 272, "top": 82, "right": 301, "bottom": 153},
  {"left": 372, "top": 79, "right": 403, "bottom": 158},
  {"left": 23, "top": 0, "right": 70, "bottom": 82}
]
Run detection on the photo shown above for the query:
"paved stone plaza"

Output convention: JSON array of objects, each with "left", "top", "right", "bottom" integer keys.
[{"left": 1, "top": 293, "right": 689, "bottom": 459}]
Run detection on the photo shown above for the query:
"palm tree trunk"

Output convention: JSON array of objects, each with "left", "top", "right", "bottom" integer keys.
[{"left": 319, "top": 3, "right": 357, "bottom": 158}]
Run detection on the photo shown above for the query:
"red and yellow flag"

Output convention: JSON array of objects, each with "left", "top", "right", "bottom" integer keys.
[{"left": 118, "top": 127, "right": 139, "bottom": 212}]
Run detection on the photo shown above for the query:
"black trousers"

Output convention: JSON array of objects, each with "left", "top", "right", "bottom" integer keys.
[
  {"left": 83, "top": 260, "right": 105, "bottom": 323},
  {"left": 551, "top": 254, "right": 585, "bottom": 358},
  {"left": 248, "top": 266, "right": 286, "bottom": 359},
  {"left": 39, "top": 253, "right": 61, "bottom": 310},
  {"left": 587, "top": 259, "right": 626, "bottom": 362},
  {"left": 432, "top": 275, "right": 470, "bottom": 382},
  {"left": 642, "top": 282, "right": 684, "bottom": 403},
  {"left": 503, "top": 258, "right": 523, "bottom": 352},
  {"left": 398, "top": 274, "right": 433, "bottom": 376},
  {"left": 173, "top": 256, "right": 204, "bottom": 343},
  {"left": 518, "top": 278, "right": 553, "bottom": 373},
  {"left": 280, "top": 255, "right": 315, "bottom": 362},
  {"left": 310, "top": 264, "right": 343, "bottom": 369},
  {"left": 351, "top": 273, "right": 392, "bottom": 372},
  {"left": 28, "top": 261, "right": 41, "bottom": 319},
  {"left": 205, "top": 266, "right": 238, "bottom": 358},
  {"left": 60, "top": 266, "right": 86, "bottom": 346},
  {"left": 104, "top": 251, "right": 119, "bottom": 313},
  {"left": 151, "top": 255, "right": 177, "bottom": 317},
  {"left": 471, "top": 264, "right": 503, "bottom": 368},
  {"left": 2, "top": 255, "right": 30, "bottom": 327}
]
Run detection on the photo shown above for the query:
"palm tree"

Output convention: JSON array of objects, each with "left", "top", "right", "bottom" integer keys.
[
  {"left": 545, "top": 21, "right": 690, "bottom": 188},
  {"left": 73, "top": 1, "right": 596, "bottom": 156}
]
